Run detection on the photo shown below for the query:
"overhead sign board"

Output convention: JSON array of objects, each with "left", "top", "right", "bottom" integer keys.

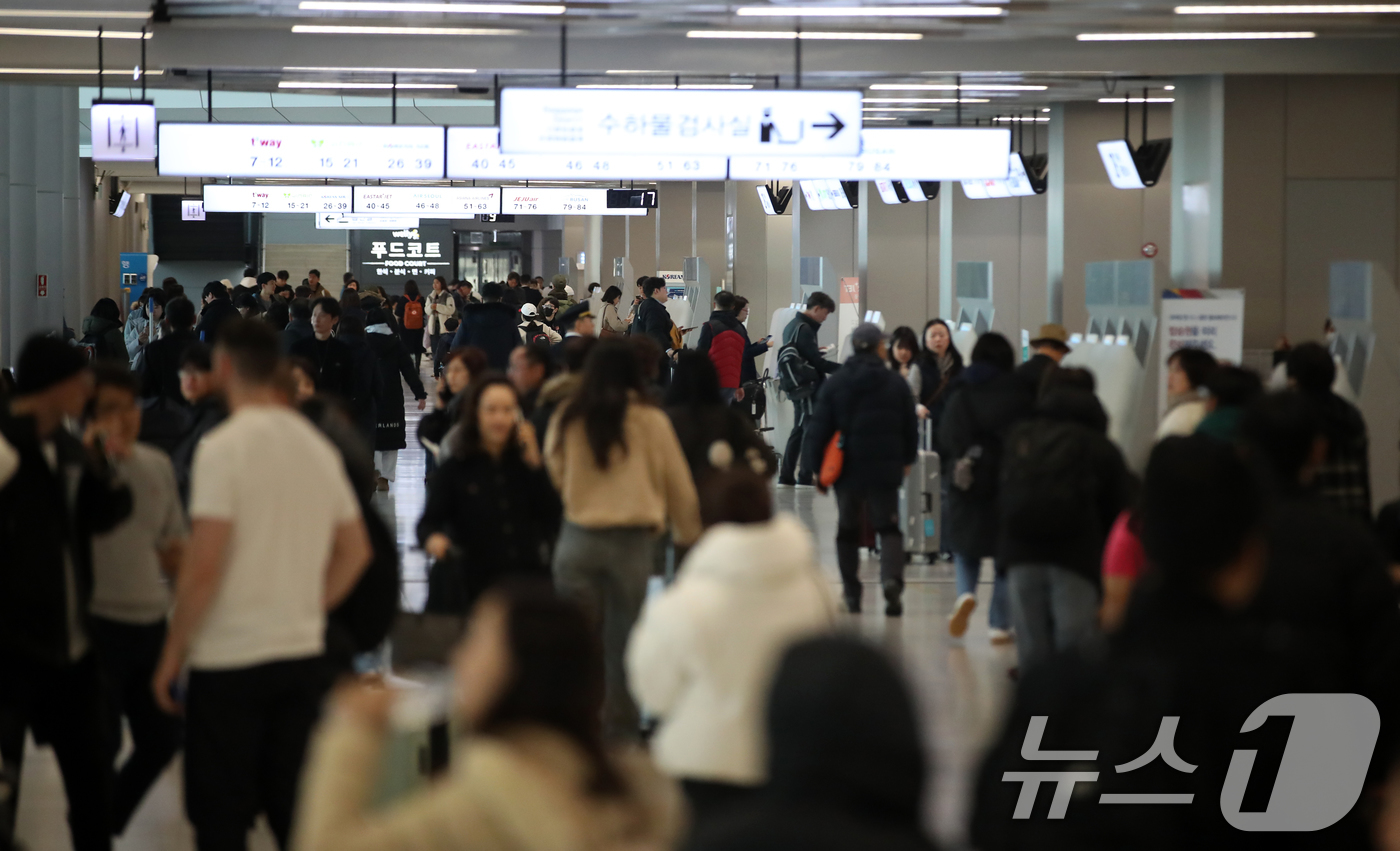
[
  {"left": 351, "top": 224, "right": 454, "bottom": 286},
  {"left": 502, "top": 187, "right": 649, "bottom": 217},
  {"left": 203, "top": 184, "right": 353, "bottom": 213},
  {"left": 499, "top": 88, "right": 863, "bottom": 157},
  {"left": 352, "top": 184, "right": 500, "bottom": 215},
  {"left": 315, "top": 212, "right": 421, "bottom": 230},
  {"left": 1098, "top": 140, "right": 1144, "bottom": 190},
  {"left": 90, "top": 102, "right": 157, "bottom": 162},
  {"left": 181, "top": 199, "right": 206, "bottom": 221},
  {"left": 446, "top": 126, "right": 728, "bottom": 181},
  {"left": 158, "top": 123, "right": 445, "bottom": 179},
  {"left": 962, "top": 153, "right": 1036, "bottom": 199},
  {"left": 730, "top": 127, "right": 1009, "bottom": 180}
]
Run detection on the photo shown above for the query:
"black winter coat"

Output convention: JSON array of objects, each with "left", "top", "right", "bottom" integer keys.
[
  {"left": 782, "top": 312, "right": 840, "bottom": 380},
  {"left": 0, "top": 411, "right": 132, "bottom": 666},
  {"left": 171, "top": 396, "right": 227, "bottom": 506},
  {"left": 687, "top": 637, "right": 938, "bottom": 851},
  {"left": 938, "top": 364, "right": 1034, "bottom": 557},
  {"left": 365, "top": 330, "right": 427, "bottom": 451},
  {"left": 195, "top": 297, "right": 239, "bottom": 345},
  {"left": 417, "top": 449, "right": 562, "bottom": 613},
  {"left": 802, "top": 352, "right": 918, "bottom": 492},
  {"left": 998, "top": 389, "right": 1132, "bottom": 585},
  {"left": 140, "top": 328, "right": 197, "bottom": 403},
  {"left": 634, "top": 296, "right": 676, "bottom": 353},
  {"left": 281, "top": 317, "right": 314, "bottom": 353},
  {"left": 452, "top": 301, "right": 521, "bottom": 371}
]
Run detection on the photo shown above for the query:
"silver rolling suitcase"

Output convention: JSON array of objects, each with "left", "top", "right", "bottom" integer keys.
[{"left": 901, "top": 421, "right": 941, "bottom": 562}]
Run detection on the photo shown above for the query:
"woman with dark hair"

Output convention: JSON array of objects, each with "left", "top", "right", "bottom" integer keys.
[
  {"left": 599, "top": 285, "right": 628, "bottom": 337},
  {"left": 125, "top": 286, "right": 167, "bottom": 367},
  {"left": 664, "top": 350, "right": 776, "bottom": 488},
  {"left": 544, "top": 339, "right": 702, "bottom": 740},
  {"left": 416, "top": 346, "right": 487, "bottom": 465},
  {"left": 418, "top": 376, "right": 560, "bottom": 613},
  {"left": 395, "top": 279, "right": 427, "bottom": 369},
  {"left": 365, "top": 307, "right": 429, "bottom": 491},
  {"left": 339, "top": 287, "right": 365, "bottom": 327},
  {"left": 82, "top": 297, "right": 129, "bottom": 362},
  {"left": 1156, "top": 346, "right": 1217, "bottom": 440},
  {"left": 938, "top": 331, "right": 1033, "bottom": 644},
  {"left": 293, "top": 584, "right": 683, "bottom": 851},
  {"left": 919, "top": 318, "right": 963, "bottom": 425},
  {"left": 887, "top": 326, "right": 924, "bottom": 409}
]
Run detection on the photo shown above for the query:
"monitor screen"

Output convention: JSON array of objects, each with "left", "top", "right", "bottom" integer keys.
[
  {"left": 757, "top": 184, "right": 778, "bottom": 215},
  {"left": 1098, "top": 139, "right": 1146, "bottom": 190},
  {"left": 111, "top": 191, "right": 131, "bottom": 218},
  {"left": 874, "top": 179, "right": 903, "bottom": 205}
]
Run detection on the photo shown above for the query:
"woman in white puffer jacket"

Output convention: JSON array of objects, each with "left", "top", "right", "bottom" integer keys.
[{"left": 625, "top": 471, "right": 836, "bottom": 829}]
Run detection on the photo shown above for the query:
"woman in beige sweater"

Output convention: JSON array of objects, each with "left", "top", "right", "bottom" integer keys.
[
  {"left": 293, "top": 584, "right": 683, "bottom": 851},
  {"left": 544, "top": 338, "right": 702, "bottom": 741}
]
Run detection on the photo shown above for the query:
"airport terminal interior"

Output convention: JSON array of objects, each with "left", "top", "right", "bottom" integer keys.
[{"left": 3, "top": 1, "right": 1400, "bottom": 850}]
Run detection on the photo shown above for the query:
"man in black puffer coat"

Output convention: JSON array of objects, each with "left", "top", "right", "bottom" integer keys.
[
  {"left": 452, "top": 281, "right": 521, "bottom": 371},
  {"left": 803, "top": 323, "right": 918, "bottom": 616}
]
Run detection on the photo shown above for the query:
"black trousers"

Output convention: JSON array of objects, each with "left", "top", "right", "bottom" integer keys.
[
  {"left": 835, "top": 485, "right": 905, "bottom": 601},
  {"left": 0, "top": 651, "right": 113, "bottom": 851},
  {"left": 92, "top": 617, "right": 183, "bottom": 835},
  {"left": 779, "top": 399, "right": 814, "bottom": 484},
  {"left": 681, "top": 778, "right": 758, "bottom": 832},
  {"left": 184, "top": 655, "right": 331, "bottom": 851}
]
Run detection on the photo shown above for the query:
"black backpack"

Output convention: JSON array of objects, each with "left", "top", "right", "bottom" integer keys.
[
  {"left": 777, "top": 342, "right": 821, "bottom": 400},
  {"left": 999, "top": 420, "right": 1095, "bottom": 543},
  {"left": 328, "top": 503, "right": 400, "bottom": 654}
]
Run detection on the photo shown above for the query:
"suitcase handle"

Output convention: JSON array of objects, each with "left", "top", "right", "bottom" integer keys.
[{"left": 923, "top": 492, "right": 933, "bottom": 513}]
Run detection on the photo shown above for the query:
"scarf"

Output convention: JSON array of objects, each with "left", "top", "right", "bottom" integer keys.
[{"left": 367, "top": 323, "right": 394, "bottom": 335}]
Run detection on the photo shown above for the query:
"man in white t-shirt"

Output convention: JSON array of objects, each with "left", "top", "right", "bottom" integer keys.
[{"left": 152, "top": 318, "right": 370, "bottom": 851}]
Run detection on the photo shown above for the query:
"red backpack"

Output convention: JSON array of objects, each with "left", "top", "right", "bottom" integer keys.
[
  {"left": 706, "top": 321, "right": 746, "bottom": 390},
  {"left": 402, "top": 295, "right": 424, "bottom": 330}
]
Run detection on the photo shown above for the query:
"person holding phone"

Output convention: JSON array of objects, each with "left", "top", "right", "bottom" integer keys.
[{"left": 418, "top": 375, "right": 561, "bottom": 614}]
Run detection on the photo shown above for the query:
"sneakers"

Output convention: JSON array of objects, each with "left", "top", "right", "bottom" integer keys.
[
  {"left": 989, "top": 628, "right": 1015, "bottom": 645},
  {"left": 776, "top": 477, "right": 797, "bottom": 487},
  {"left": 844, "top": 592, "right": 862, "bottom": 614},
  {"left": 947, "top": 593, "right": 977, "bottom": 638}
]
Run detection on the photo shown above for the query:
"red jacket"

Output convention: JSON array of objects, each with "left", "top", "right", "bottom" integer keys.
[{"left": 704, "top": 315, "right": 747, "bottom": 390}]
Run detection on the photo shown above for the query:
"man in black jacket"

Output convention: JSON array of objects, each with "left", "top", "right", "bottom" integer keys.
[
  {"left": 634, "top": 277, "right": 677, "bottom": 386},
  {"left": 290, "top": 297, "right": 361, "bottom": 409},
  {"left": 140, "top": 295, "right": 199, "bottom": 404},
  {"left": 803, "top": 323, "right": 918, "bottom": 615},
  {"left": 169, "top": 343, "right": 227, "bottom": 506},
  {"left": 1, "top": 335, "right": 132, "bottom": 851},
  {"left": 194, "top": 280, "right": 238, "bottom": 346},
  {"left": 999, "top": 368, "right": 1131, "bottom": 671},
  {"left": 1016, "top": 322, "right": 1070, "bottom": 394},
  {"left": 778, "top": 291, "right": 839, "bottom": 486},
  {"left": 281, "top": 298, "right": 315, "bottom": 353},
  {"left": 452, "top": 281, "right": 521, "bottom": 371}
]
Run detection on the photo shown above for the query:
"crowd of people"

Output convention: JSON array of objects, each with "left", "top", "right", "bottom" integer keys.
[{"left": 2, "top": 264, "right": 1399, "bottom": 851}]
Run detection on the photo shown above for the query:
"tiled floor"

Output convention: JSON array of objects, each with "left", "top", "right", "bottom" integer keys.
[{"left": 15, "top": 365, "right": 1016, "bottom": 851}]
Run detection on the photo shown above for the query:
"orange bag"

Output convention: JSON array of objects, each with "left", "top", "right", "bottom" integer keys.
[{"left": 819, "top": 431, "right": 844, "bottom": 489}]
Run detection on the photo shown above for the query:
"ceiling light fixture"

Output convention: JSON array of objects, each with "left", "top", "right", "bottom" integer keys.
[
  {"left": 1077, "top": 29, "right": 1314, "bottom": 38},
  {"left": 0, "top": 66, "right": 163, "bottom": 74},
  {"left": 863, "top": 97, "right": 991, "bottom": 103},
  {"left": 736, "top": 4, "right": 1004, "bottom": 16},
  {"left": 868, "top": 83, "right": 1047, "bottom": 90},
  {"left": 298, "top": 1, "right": 564, "bottom": 13},
  {"left": 686, "top": 29, "right": 924, "bottom": 39},
  {"left": 278, "top": 81, "right": 460, "bottom": 89},
  {"left": 284, "top": 65, "right": 479, "bottom": 72},
  {"left": 1099, "top": 97, "right": 1176, "bottom": 102},
  {"left": 0, "top": 9, "right": 151, "bottom": 19},
  {"left": 292, "top": 23, "right": 523, "bottom": 34},
  {"left": 1163, "top": 84, "right": 1176, "bottom": 89},
  {"left": 1177, "top": 3, "right": 1400, "bottom": 12},
  {"left": 994, "top": 116, "right": 1050, "bottom": 121},
  {"left": 0, "top": 26, "right": 151, "bottom": 38},
  {"left": 576, "top": 83, "right": 757, "bottom": 90},
  {"left": 862, "top": 107, "right": 943, "bottom": 112}
]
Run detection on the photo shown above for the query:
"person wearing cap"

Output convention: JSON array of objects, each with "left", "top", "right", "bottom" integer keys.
[
  {"left": 518, "top": 302, "right": 562, "bottom": 346},
  {"left": 549, "top": 274, "right": 577, "bottom": 313},
  {"left": 0, "top": 335, "right": 133, "bottom": 851},
  {"left": 801, "top": 322, "right": 919, "bottom": 616},
  {"left": 557, "top": 302, "right": 594, "bottom": 339},
  {"left": 1017, "top": 323, "right": 1071, "bottom": 395}
]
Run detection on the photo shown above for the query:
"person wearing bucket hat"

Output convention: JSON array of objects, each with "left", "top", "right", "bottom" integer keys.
[
  {"left": 1, "top": 334, "right": 134, "bottom": 851},
  {"left": 549, "top": 274, "right": 576, "bottom": 312},
  {"left": 1018, "top": 323, "right": 1072, "bottom": 395}
]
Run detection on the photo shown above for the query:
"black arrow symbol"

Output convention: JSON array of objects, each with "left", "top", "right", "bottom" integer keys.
[{"left": 813, "top": 112, "right": 846, "bottom": 139}]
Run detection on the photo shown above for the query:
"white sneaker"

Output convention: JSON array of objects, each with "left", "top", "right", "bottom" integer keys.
[
  {"left": 947, "top": 593, "right": 977, "bottom": 638},
  {"left": 989, "top": 628, "right": 1015, "bottom": 645}
]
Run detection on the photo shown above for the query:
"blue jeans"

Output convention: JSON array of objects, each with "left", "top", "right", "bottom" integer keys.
[
  {"left": 1007, "top": 564, "right": 1100, "bottom": 672},
  {"left": 953, "top": 552, "right": 1010, "bottom": 630}
]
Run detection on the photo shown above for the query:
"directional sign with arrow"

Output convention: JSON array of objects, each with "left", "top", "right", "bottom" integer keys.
[{"left": 500, "top": 88, "right": 863, "bottom": 158}]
